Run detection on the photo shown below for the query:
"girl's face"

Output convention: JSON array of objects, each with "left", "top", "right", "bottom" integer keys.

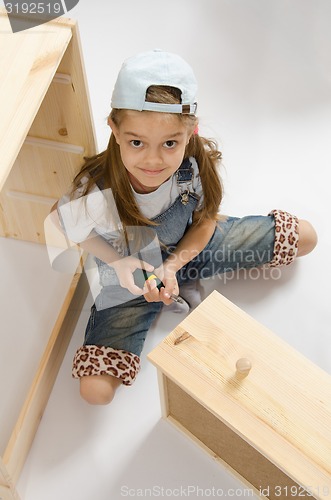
[{"left": 109, "top": 111, "right": 193, "bottom": 193}]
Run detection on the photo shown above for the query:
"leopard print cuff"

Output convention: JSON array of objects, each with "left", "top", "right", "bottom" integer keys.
[
  {"left": 72, "top": 345, "right": 141, "bottom": 386},
  {"left": 268, "top": 209, "right": 299, "bottom": 267}
]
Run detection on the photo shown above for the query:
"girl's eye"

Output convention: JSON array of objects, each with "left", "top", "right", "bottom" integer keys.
[
  {"left": 130, "top": 140, "right": 143, "bottom": 148},
  {"left": 164, "top": 140, "right": 177, "bottom": 149}
]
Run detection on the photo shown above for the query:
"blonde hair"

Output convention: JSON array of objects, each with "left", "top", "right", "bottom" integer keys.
[{"left": 72, "top": 85, "right": 223, "bottom": 228}]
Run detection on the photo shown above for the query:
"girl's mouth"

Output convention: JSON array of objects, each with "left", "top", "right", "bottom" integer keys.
[{"left": 140, "top": 168, "right": 165, "bottom": 176}]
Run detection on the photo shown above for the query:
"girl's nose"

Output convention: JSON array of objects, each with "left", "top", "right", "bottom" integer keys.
[{"left": 144, "top": 147, "right": 163, "bottom": 165}]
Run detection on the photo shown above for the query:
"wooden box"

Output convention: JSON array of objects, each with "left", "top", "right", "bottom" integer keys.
[
  {"left": 148, "top": 290, "right": 331, "bottom": 500},
  {"left": 0, "top": 10, "right": 95, "bottom": 500}
]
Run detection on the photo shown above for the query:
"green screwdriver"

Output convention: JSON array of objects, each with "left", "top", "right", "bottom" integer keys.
[{"left": 133, "top": 268, "right": 184, "bottom": 304}]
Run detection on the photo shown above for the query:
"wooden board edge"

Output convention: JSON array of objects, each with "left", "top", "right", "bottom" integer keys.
[
  {"left": 0, "top": 457, "right": 20, "bottom": 500},
  {"left": 2, "top": 266, "right": 89, "bottom": 482},
  {"left": 68, "top": 20, "right": 98, "bottom": 155},
  {"left": 165, "top": 415, "right": 262, "bottom": 498},
  {"left": 156, "top": 370, "right": 169, "bottom": 418}
]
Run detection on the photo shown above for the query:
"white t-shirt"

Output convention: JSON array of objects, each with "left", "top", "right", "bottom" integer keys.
[{"left": 58, "top": 157, "right": 203, "bottom": 244}]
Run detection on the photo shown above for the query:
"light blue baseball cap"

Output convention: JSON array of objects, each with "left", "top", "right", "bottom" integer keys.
[{"left": 111, "top": 49, "right": 198, "bottom": 115}]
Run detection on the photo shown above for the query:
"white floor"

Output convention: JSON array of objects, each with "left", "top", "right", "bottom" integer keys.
[{"left": 1, "top": 0, "right": 330, "bottom": 499}]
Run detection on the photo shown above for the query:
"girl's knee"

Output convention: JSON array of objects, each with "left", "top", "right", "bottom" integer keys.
[
  {"left": 79, "top": 374, "right": 122, "bottom": 405},
  {"left": 297, "top": 219, "right": 318, "bottom": 257}
]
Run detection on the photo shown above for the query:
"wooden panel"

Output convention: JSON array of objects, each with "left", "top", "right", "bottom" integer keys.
[
  {"left": 0, "top": 13, "right": 72, "bottom": 191},
  {"left": 148, "top": 291, "right": 331, "bottom": 498},
  {"left": 29, "top": 25, "right": 96, "bottom": 156},
  {"left": 0, "top": 142, "right": 84, "bottom": 242},
  {"left": 28, "top": 77, "right": 83, "bottom": 145},
  {"left": 3, "top": 268, "right": 89, "bottom": 483},
  {"left": 166, "top": 377, "right": 312, "bottom": 499},
  {"left": 0, "top": 11, "right": 97, "bottom": 493},
  {"left": 0, "top": 10, "right": 97, "bottom": 244}
]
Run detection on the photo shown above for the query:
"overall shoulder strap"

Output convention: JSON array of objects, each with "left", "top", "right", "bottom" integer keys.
[{"left": 176, "top": 158, "right": 193, "bottom": 184}]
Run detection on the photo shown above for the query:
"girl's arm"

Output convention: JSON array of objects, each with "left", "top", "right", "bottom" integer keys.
[
  {"left": 79, "top": 231, "right": 154, "bottom": 295},
  {"left": 78, "top": 230, "right": 124, "bottom": 265},
  {"left": 145, "top": 214, "right": 216, "bottom": 305},
  {"left": 164, "top": 215, "right": 216, "bottom": 273},
  {"left": 50, "top": 202, "right": 124, "bottom": 267},
  {"left": 50, "top": 204, "right": 153, "bottom": 295}
]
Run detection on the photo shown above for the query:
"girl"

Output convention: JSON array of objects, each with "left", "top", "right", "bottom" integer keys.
[{"left": 54, "top": 50, "right": 317, "bottom": 405}]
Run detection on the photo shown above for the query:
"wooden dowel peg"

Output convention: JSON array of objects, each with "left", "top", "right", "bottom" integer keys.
[{"left": 236, "top": 358, "right": 252, "bottom": 376}]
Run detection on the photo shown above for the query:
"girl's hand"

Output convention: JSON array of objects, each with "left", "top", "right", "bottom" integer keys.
[
  {"left": 111, "top": 256, "right": 154, "bottom": 295},
  {"left": 143, "top": 264, "right": 179, "bottom": 305}
]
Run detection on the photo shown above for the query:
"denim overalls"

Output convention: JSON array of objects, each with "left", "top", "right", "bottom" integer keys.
[{"left": 72, "top": 159, "right": 299, "bottom": 385}]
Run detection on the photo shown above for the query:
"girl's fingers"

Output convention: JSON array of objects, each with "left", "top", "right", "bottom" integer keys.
[
  {"left": 163, "top": 283, "right": 178, "bottom": 298},
  {"left": 129, "top": 285, "right": 145, "bottom": 295},
  {"left": 159, "top": 287, "right": 173, "bottom": 305},
  {"left": 162, "top": 277, "right": 179, "bottom": 298},
  {"left": 125, "top": 279, "right": 144, "bottom": 295},
  {"left": 143, "top": 278, "right": 159, "bottom": 302}
]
